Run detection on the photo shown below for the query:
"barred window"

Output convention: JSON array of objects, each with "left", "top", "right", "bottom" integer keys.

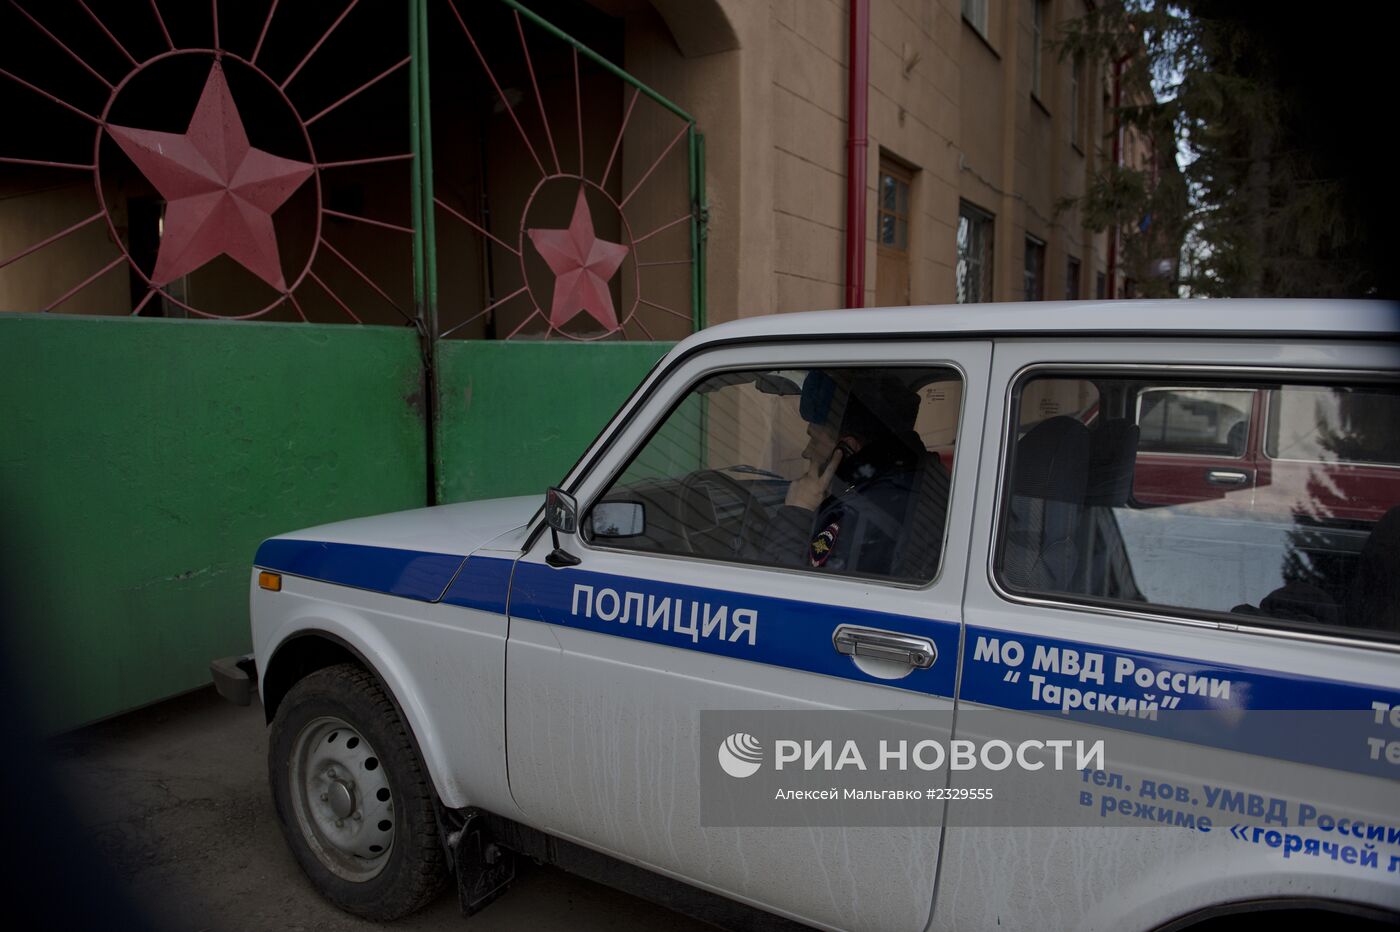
[
  {"left": 957, "top": 202, "right": 994, "bottom": 304},
  {"left": 1024, "top": 236, "right": 1045, "bottom": 301}
]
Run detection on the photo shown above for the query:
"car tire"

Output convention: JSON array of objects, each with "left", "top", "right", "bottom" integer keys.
[{"left": 268, "top": 663, "right": 447, "bottom": 920}]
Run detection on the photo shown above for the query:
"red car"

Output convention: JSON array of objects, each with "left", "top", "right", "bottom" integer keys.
[{"left": 1132, "top": 385, "right": 1400, "bottom": 524}]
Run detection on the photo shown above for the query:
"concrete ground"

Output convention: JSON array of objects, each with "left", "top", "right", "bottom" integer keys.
[{"left": 46, "top": 687, "right": 713, "bottom": 932}]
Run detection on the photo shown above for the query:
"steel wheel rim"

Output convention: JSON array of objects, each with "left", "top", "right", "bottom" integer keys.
[{"left": 288, "top": 715, "right": 396, "bottom": 881}]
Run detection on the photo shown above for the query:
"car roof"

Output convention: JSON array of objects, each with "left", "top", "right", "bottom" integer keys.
[{"left": 686, "top": 299, "right": 1400, "bottom": 348}]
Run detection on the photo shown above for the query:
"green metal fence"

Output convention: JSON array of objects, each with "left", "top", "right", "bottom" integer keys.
[{"left": 0, "top": 0, "right": 704, "bottom": 731}]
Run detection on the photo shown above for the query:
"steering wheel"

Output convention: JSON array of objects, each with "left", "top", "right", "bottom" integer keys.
[{"left": 675, "top": 468, "right": 776, "bottom": 559}]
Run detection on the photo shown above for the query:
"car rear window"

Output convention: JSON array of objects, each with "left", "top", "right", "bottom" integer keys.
[{"left": 995, "top": 373, "right": 1400, "bottom": 640}]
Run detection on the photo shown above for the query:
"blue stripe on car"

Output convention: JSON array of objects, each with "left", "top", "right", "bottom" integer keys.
[
  {"left": 506, "top": 560, "right": 963, "bottom": 699},
  {"left": 959, "top": 625, "right": 1400, "bottom": 780},
  {"left": 959, "top": 625, "right": 1389, "bottom": 712},
  {"left": 253, "top": 539, "right": 1400, "bottom": 778},
  {"left": 440, "top": 555, "right": 515, "bottom": 615},
  {"left": 253, "top": 539, "right": 465, "bottom": 603}
]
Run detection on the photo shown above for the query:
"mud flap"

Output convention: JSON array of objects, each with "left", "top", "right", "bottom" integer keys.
[{"left": 452, "top": 810, "right": 516, "bottom": 916}]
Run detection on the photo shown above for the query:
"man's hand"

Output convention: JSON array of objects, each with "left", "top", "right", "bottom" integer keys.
[{"left": 785, "top": 447, "right": 843, "bottom": 511}]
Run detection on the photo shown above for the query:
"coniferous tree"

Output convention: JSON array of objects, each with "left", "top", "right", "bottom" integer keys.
[{"left": 1058, "top": 1, "right": 1380, "bottom": 298}]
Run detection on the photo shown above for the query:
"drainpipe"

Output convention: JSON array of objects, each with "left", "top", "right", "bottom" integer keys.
[
  {"left": 845, "top": 0, "right": 870, "bottom": 309},
  {"left": 1106, "top": 51, "right": 1131, "bottom": 299}
]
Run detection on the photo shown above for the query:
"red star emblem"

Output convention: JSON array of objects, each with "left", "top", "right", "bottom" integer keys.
[
  {"left": 527, "top": 187, "right": 630, "bottom": 331},
  {"left": 106, "top": 63, "right": 314, "bottom": 291}
]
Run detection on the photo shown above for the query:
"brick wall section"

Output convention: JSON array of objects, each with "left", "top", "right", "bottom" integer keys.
[
  {"left": 700, "top": 0, "right": 1113, "bottom": 317},
  {"left": 771, "top": 0, "right": 847, "bottom": 312}
]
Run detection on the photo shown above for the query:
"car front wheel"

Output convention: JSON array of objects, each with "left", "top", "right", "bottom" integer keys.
[{"left": 268, "top": 663, "right": 447, "bottom": 920}]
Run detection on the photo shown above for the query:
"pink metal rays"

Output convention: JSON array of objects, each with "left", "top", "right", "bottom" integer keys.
[
  {"left": 436, "top": 3, "right": 695, "bottom": 340},
  {"left": 0, "top": 0, "right": 414, "bottom": 321}
]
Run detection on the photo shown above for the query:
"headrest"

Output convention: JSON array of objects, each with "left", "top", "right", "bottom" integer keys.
[
  {"left": 799, "top": 370, "right": 839, "bottom": 425},
  {"left": 843, "top": 376, "right": 921, "bottom": 438},
  {"left": 800, "top": 371, "right": 920, "bottom": 439},
  {"left": 1012, "top": 416, "right": 1091, "bottom": 504},
  {"left": 1085, "top": 419, "right": 1140, "bottom": 507}
]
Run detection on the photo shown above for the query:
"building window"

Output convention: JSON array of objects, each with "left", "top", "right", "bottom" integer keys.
[
  {"left": 877, "top": 164, "right": 911, "bottom": 253},
  {"left": 1103, "top": 86, "right": 1113, "bottom": 158},
  {"left": 1070, "top": 54, "right": 1083, "bottom": 149},
  {"left": 962, "top": 0, "right": 988, "bottom": 37},
  {"left": 1066, "top": 256, "right": 1081, "bottom": 299},
  {"left": 957, "top": 201, "right": 994, "bottom": 304},
  {"left": 1096, "top": 271, "right": 1106, "bottom": 299},
  {"left": 876, "top": 157, "right": 914, "bottom": 306},
  {"left": 1031, "top": 0, "right": 1045, "bottom": 101},
  {"left": 1024, "top": 235, "right": 1046, "bottom": 300}
]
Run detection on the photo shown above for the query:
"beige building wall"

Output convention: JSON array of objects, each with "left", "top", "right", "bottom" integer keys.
[
  {"left": 0, "top": 175, "right": 128, "bottom": 316},
  {"left": 643, "top": 0, "right": 1118, "bottom": 322}
]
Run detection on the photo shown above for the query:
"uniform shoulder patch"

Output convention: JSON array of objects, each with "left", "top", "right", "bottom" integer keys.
[{"left": 809, "top": 518, "right": 842, "bottom": 567}]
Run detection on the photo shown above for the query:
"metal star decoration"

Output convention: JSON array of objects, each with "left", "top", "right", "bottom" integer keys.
[
  {"left": 106, "top": 63, "right": 314, "bottom": 291},
  {"left": 526, "top": 187, "right": 630, "bottom": 331}
]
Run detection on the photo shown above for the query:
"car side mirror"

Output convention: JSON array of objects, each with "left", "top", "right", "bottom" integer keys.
[
  {"left": 545, "top": 487, "right": 578, "bottom": 534},
  {"left": 544, "top": 487, "right": 581, "bottom": 567},
  {"left": 590, "top": 501, "right": 646, "bottom": 538}
]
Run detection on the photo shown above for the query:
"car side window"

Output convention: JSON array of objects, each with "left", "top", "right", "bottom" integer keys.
[
  {"left": 1265, "top": 387, "right": 1400, "bottom": 466},
  {"left": 996, "top": 374, "right": 1400, "bottom": 639},
  {"left": 585, "top": 365, "right": 963, "bottom": 584},
  {"left": 1136, "top": 387, "right": 1255, "bottom": 457}
]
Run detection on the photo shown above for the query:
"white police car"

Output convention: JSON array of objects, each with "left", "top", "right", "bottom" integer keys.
[{"left": 214, "top": 300, "right": 1400, "bottom": 930}]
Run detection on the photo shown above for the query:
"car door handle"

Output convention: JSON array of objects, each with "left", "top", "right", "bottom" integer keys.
[
  {"left": 1205, "top": 469, "right": 1250, "bottom": 486},
  {"left": 832, "top": 625, "right": 937, "bottom": 669}
]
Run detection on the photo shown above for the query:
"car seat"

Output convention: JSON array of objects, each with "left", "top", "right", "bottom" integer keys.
[
  {"left": 1345, "top": 505, "right": 1400, "bottom": 633},
  {"left": 1002, "top": 416, "right": 1091, "bottom": 592}
]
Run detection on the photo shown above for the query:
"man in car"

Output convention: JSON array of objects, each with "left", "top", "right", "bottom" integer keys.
[{"left": 763, "top": 370, "right": 946, "bottom": 579}]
